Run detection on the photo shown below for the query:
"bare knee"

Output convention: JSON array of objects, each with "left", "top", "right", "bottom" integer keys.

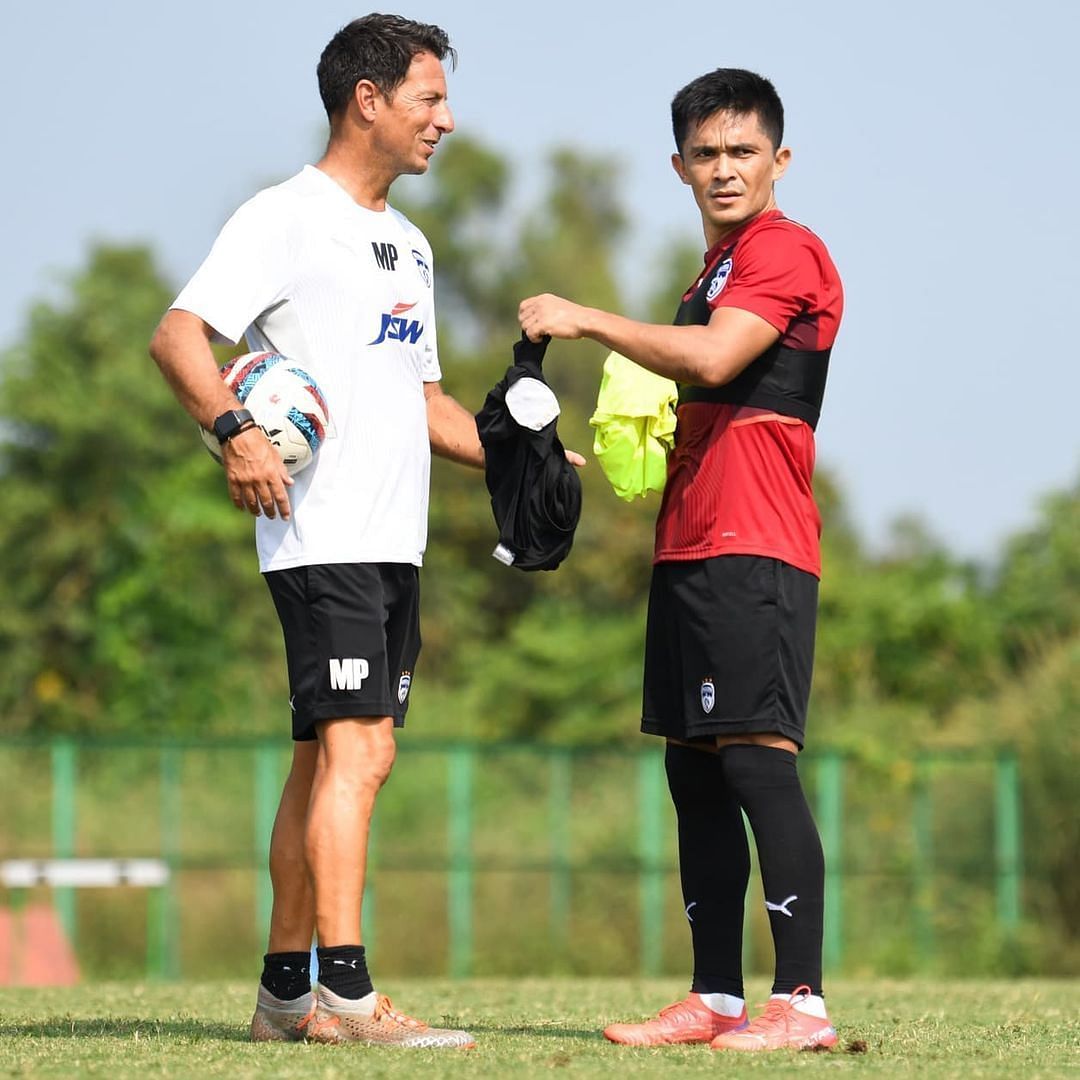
[
  {"left": 317, "top": 717, "right": 397, "bottom": 794},
  {"left": 361, "top": 729, "right": 396, "bottom": 790}
]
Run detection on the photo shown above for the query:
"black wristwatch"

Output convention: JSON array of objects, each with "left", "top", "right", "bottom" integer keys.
[{"left": 212, "top": 408, "right": 256, "bottom": 445}]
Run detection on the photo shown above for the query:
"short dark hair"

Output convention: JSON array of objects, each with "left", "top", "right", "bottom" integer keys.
[
  {"left": 671, "top": 68, "right": 784, "bottom": 153},
  {"left": 317, "top": 13, "right": 456, "bottom": 122}
]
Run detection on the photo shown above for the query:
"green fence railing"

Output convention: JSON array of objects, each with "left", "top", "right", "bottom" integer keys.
[{"left": 0, "top": 736, "right": 1023, "bottom": 981}]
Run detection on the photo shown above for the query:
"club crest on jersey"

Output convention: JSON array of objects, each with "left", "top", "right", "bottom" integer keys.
[
  {"left": 412, "top": 249, "right": 431, "bottom": 288},
  {"left": 706, "top": 258, "right": 733, "bottom": 302},
  {"left": 370, "top": 301, "right": 424, "bottom": 345},
  {"left": 701, "top": 678, "right": 716, "bottom": 714},
  {"left": 397, "top": 671, "right": 412, "bottom": 705}
]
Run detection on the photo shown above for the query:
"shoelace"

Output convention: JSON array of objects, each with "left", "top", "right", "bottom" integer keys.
[
  {"left": 744, "top": 998, "right": 796, "bottom": 1035},
  {"left": 644, "top": 998, "right": 717, "bottom": 1028},
  {"left": 294, "top": 1001, "right": 319, "bottom": 1034},
  {"left": 373, "top": 995, "right": 427, "bottom": 1029},
  {"left": 652, "top": 997, "right": 686, "bottom": 1015},
  {"left": 307, "top": 1011, "right": 340, "bottom": 1036}
]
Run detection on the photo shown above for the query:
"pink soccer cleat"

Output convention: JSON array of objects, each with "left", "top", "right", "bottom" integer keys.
[
  {"left": 710, "top": 985, "right": 837, "bottom": 1052},
  {"left": 604, "top": 993, "right": 748, "bottom": 1046}
]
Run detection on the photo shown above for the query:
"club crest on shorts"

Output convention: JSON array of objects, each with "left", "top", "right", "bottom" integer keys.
[
  {"left": 397, "top": 671, "right": 412, "bottom": 705},
  {"left": 701, "top": 678, "right": 716, "bottom": 714},
  {"left": 706, "top": 258, "right": 733, "bottom": 302}
]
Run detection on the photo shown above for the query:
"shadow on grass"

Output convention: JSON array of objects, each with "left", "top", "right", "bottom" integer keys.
[{"left": 1, "top": 1017, "right": 247, "bottom": 1042}]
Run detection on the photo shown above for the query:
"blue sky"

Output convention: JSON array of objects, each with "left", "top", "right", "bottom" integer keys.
[{"left": 2, "top": 0, "right": 1077, "bottom": 561}]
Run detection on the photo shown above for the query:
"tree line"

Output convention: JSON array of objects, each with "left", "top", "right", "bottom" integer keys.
[{"left": 0, "top": 136, "right": 1076, "bottom": 971}]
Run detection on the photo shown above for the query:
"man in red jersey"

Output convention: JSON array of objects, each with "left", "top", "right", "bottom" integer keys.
[{"left": 520, "top": 69, "right": 843, "bottom": 1053}]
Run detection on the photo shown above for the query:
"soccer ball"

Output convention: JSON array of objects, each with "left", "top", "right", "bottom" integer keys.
[{"left": 200, "top": 352, "right": 329, "bottom": 476}]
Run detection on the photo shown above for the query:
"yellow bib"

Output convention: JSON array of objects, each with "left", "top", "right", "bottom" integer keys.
[{"left": 589, "top": 351, "right": 677, "bottom": 501}]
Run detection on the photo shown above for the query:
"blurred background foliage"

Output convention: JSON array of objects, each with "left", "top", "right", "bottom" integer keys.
[{"left": 0, "top": 136, "right": 1076, "bottom": 972}]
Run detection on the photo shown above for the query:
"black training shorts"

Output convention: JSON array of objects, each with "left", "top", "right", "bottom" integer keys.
[
  {"left": 642, "top": 555, "right": 818, "bottom": 748},
  {"left": 263, "top": 562, "right": 421, "bottom": 741}
]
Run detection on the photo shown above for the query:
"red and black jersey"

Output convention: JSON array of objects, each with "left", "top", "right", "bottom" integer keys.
[{"left": 654, "top": 209, "right": 843, "bottom": 577}]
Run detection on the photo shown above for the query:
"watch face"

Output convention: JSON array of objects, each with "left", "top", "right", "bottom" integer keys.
[
  {"left": 213, "top": 409, "right": 252, "bottom": 442},
  {"left": 213, "top": 411, "right": 237, "bottom": 440}
]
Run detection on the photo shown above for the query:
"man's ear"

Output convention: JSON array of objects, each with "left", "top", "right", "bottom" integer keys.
[
  {"left": 671, "top": 152, "right": 690, "bottom": 186},
  {"left": 353, "top": 79, "right": 380, "bottom": 122},
  {"left": 772, "top": 146, "right": 792, "bottom": 182}
]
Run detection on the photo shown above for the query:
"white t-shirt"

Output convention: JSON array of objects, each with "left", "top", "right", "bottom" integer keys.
[{"left": 172, "top": 166, "right": 441, "bottom": 571}]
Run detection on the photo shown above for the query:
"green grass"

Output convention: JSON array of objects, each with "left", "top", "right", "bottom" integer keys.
[{"left": 1, "top": 978, "right": 1076, "bottom": 1078}]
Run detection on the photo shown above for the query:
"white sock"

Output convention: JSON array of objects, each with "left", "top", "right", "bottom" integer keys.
[
  {"left": 318, "top": 984, "right": 378, "bottom": 1015},
  {"left": 697, "top": 992, "right": 746, "bottom": 1017},
  {"left": 772, "top": 991, "right": 828, "bottom": 1019}
]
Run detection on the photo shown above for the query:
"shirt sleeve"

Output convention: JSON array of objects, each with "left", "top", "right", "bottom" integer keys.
[
  {"left": 711, "top": 224, "right": 824, "bottom": 334},
  {"left": 170, "top": 192, "right": 293, "bottom": 346}
]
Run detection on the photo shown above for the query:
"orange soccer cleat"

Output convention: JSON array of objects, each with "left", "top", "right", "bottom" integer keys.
[
  {"left": 603, "top": 993, "right": 748, "bottom": 1046},
  {"left": 304, "top": 986, "right": 475, "bottom": 1048},
  {"left": 710, "top": 985, "right": 837, "bottom": 1052},
  {"left": 249, "top": 985, "right": 317, "bottom": 1042}
]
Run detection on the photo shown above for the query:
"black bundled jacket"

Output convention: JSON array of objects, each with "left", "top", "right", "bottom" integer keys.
[{"left": 475, "top": 335, "right": 582, "bottom": 571}]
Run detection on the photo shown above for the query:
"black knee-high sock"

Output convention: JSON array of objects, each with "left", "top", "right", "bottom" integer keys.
[
  {"left": 718, "top": 744, "right": 825, "bottom": 996},
  {"left": 665, "top": 742, "right": 751, "bottom": 997}
]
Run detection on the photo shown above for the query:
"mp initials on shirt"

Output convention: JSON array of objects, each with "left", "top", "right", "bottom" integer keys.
[
  {"left": 329, "top": 657, "right": 369, "bottom": 691},
  {"left": 371, "top": 241, "right": 399, "bottom": 271}
]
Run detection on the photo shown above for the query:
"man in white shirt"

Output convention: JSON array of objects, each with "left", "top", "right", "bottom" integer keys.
[{"left": 150, "top": 14, "right": 482, "bottom": 1049}]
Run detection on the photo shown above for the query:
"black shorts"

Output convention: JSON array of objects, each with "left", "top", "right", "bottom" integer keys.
[
  {"left": 264, "top": 562, "right": 422, "bottom": 741},
  {"left": 642, "top": 555, "right": 818, "bottom": 748}
]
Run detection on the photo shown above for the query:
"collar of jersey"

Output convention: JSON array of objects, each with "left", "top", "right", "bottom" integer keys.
[
  {"left": 702, "top": 208, "right": 785, "bottom": 265},
  {"left": 302, "top": 164, "right": 392, "bottom": 217}
]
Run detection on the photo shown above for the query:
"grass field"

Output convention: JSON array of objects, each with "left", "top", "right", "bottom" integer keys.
[{"left": 1, "top": 978, "right": 1076, "bottom": 1078}]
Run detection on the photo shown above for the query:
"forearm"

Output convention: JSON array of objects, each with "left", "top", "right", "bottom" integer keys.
[
  {"left": 519, "top": 293, "right": 779, "bottom": 389},
  {"left": 149, "top": 309, "right": 240, "bottom": 428},
  {"left": 427, "top": 389, "right": 484, "bottom": 468},
  {"left": 577, "top": 307, "right": 742, "bottom": 387}
]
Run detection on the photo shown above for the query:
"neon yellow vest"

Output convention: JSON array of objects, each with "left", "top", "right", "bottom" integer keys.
[{"left": 589, "top": 351, "right": 677, "bottom": 501}]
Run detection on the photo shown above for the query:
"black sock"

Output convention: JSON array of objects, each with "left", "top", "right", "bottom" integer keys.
[
  {"left": 665, "top": 742, "right": 750, "bottom": 998},
  {"left": 718, "top": 744, "right": 825, "bottom": 996},
  {"left": 316, "top": 944, "right": 374, "bottom": 1000},
  {"left": 260, "top": 951, "right": 311, "bottom": 1000}
]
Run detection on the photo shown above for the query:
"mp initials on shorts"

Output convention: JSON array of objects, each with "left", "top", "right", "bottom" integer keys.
[{"left": 329, "top": 658, "right": 370, "bottom": 691}]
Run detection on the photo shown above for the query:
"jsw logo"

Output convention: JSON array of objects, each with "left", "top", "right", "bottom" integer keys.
[
  {"left": 329, "top": 657, "right": 369, "bottom": 691},
  {"left": 370, "top": 302, "right": 423, "bottom": 345}
]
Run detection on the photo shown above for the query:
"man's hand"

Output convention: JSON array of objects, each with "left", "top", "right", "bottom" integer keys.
[
  {"left": 222, "top": 426, "right": 294, "bottom": 519},
  {"left": 519, "top": 294, "right": 593, "bottom": 343},
  {"left": 565, "top": 449, "right": 586, "bottom": 468}
]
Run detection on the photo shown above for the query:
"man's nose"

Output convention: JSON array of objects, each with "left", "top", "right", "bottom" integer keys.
[
  {"left": 712, "top": 154, "right": 735, "bottom": 181},
  {"left": 436, "top": 103, "right": 455, "bottom": 134}
]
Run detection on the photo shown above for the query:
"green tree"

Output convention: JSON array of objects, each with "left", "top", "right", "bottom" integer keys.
[
  {"left": 0, "top": 246, "right": 287, "bottom": 736},
  {"left": 992, "top": 479, "right": 1080, "bottom": 666},
  {"left": 816, "top": 511, "right": 1003, "bottom": 719}
]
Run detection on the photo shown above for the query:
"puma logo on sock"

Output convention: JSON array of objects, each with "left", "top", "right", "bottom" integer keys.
[{"left": 765, "top": 894, "right": 798, "bottom": 917}]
